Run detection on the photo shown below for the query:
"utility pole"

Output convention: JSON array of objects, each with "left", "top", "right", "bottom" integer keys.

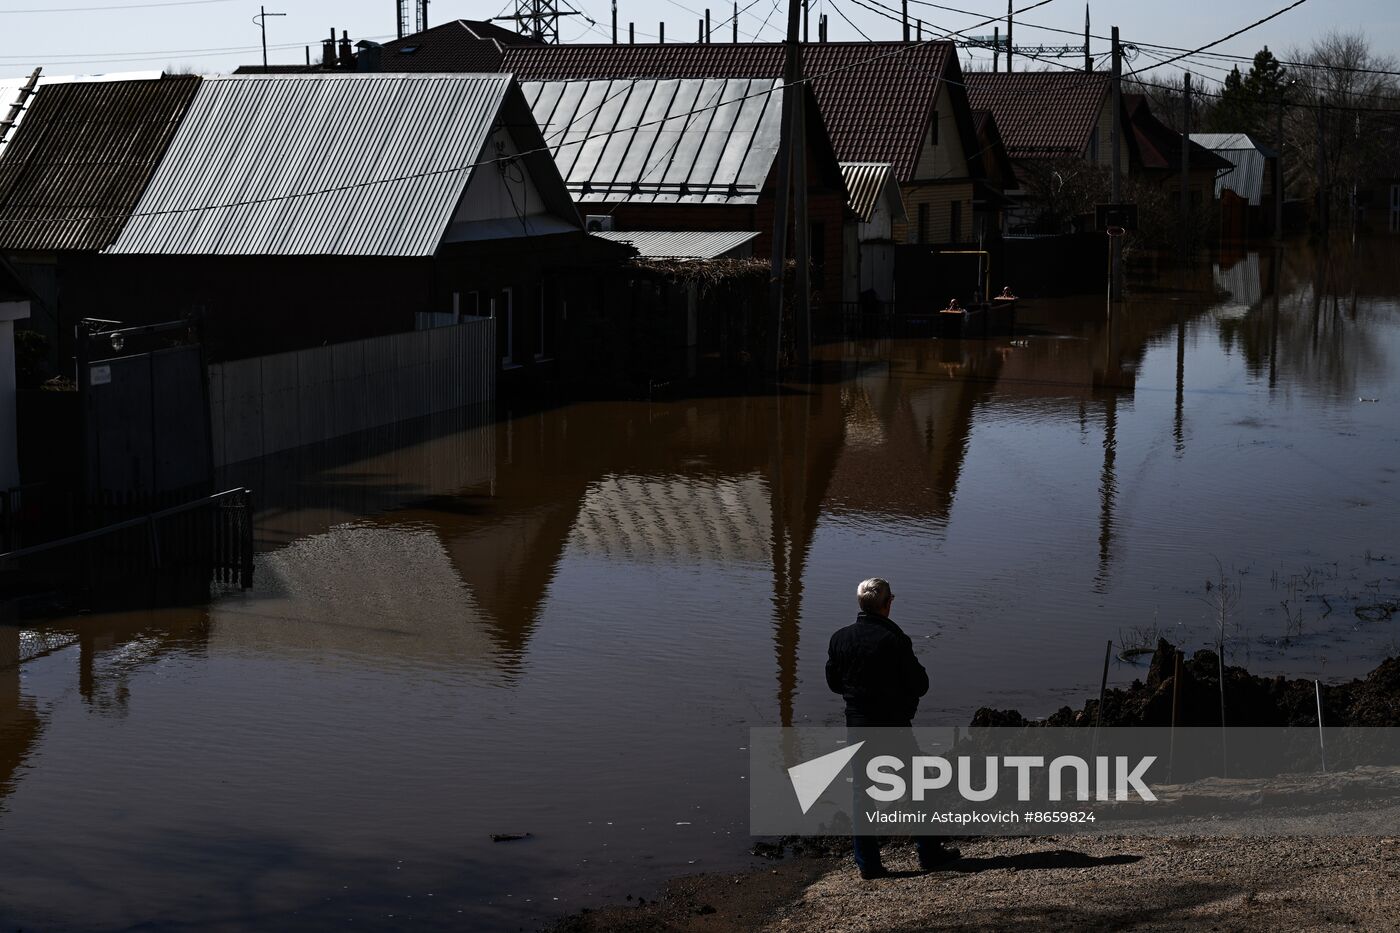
[
  {"left": 1110, "top": 25, "right": 1122, "bottom": 301},
  {"left": 1316, "top": 96, "right": 1327, "bottom": 234},
  {"left": 993, "top": 26, "right": 999, "bottom": 72},
  {"left": 1181, "top": 72, "right": 1191, "bottom": 257},
  {"left": 1084, "top": 4, "right": 1091, "bottom": 71},
  {"left": 612, "top": 0, "right": 617, "bottom": 43},
  {"left": 902, "top": 0, "right": 909, "bottom": 41},
  {"left": 1006, "top": 0, "right": 1013, "bottom": 71},
  {"left": 803, "top": 0, "right": 808, "bottom": 42},
  {"left": 254, "top": 6, "right": 285, "bottom": 69},
  {"left": 734, "top": 2, "right": 739, "bottom": 41},
  {"left": 1274, "top": 88, "right": 1284, "bottom": 242},
  {"left": 770, "top": 0, "right": 807, "bottom": 371},
  {"left": 706, "top": 7, "right": 711, "bottom": 41}
]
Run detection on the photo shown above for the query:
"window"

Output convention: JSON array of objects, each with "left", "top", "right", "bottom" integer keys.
[
  {"left": 917, "top": 204, "right": 929, "bottom": 244},
  {"left": 929, "top": 110, "right": 939, "bottom": 146},
  {"left": 950, "top": 201, "right": 962, "bottom": 242}
]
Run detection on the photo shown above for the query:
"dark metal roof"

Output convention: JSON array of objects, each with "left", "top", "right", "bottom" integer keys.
[
  {"left": 965, "top": 71, "right": 1110, "bottom": 161},
  {"left": 503, "top": 41, "right": 961, "bottom": 180},
  {"left": 1125, "top": 96, "right": 1233, "bottom": 176},
  {"left": 0, "top": 75, "right": 199, "bottom": 253},
  {"left": 375, "top": 19, "right": 543, "bottom": 73}
]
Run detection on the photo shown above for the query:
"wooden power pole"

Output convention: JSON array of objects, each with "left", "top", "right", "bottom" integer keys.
[
  {"left": 1110, "top": 25, "right": 1122, "bottom": 301},
  {"left": 769, "top": 0, "right": 809, "bottom": 371},
  {"left": 1181, "top": 72, "right": 1191, "bottom": 257}
]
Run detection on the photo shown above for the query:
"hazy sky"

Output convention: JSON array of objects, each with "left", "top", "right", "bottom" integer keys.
[{"left": 1, "top": 0, "right": 1396, "bottom": 86}]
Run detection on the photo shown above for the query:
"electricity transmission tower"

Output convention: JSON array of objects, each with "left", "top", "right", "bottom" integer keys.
[
  {"left": 497, "top": 0, "right": 581, "bottom": 43},
  {"left": 396, "top": 0, "right": 430, "bottom": 39}
]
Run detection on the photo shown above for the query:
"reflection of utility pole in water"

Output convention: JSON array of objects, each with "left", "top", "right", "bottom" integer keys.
[
  {"left": 1174, "top": 310, "right": 1186, "bottom": 456},
  {"left": 1269, "top": 247, "right": 1281, "bottom": 390},
  {"left": 1094, "top": 316, "right": 1120, "bottom": 593},
  {"left": 1, "top": 624, "right": 43, "bottom": 804},
  {"left": 1095, "top": 392, "right": 1117, "bottom": 593}
]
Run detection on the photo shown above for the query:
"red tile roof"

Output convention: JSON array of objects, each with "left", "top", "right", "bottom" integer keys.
[
  {"left": 965, "top": 71, "right": 1110, "bottom": 161},
  {"left": 502, "top": 42, "right": 964, "bottom": 181}
]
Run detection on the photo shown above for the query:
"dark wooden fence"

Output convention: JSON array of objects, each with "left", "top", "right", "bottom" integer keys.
[{"left": 0, "top": 487, "right": 254, "bottom": 604}]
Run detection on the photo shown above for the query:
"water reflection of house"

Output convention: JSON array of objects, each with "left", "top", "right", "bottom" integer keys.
[
  {"left": 826, "top": 344, "right": 1002, "bottom": 523},
  {"left": 212, "top": 524, "right": 502, "bottom": 669}
]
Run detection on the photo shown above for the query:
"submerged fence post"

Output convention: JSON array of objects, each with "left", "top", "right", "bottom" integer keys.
[
  {"left": 1315, "top": 679, "right": 1327, "bottom": 773},
  {"left": 1090, "top": 639, "right": 1112, "bottom": 761},
  {"left": 239, "top": 488, "right": 254, "bottom": 589}
]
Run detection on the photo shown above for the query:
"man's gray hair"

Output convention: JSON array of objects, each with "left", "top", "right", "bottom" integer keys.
[{"left": 857, "top": 577, "right": 892, "bottom": 612}]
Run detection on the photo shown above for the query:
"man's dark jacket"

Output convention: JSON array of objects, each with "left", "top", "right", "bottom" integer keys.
[{"left": 826, "top": 611, "right": 929, "bottom": 726}]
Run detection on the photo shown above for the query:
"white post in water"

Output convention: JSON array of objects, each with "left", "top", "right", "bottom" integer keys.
[{"left": 1315, "top": 679, "right": 1327, "bottom": 772}]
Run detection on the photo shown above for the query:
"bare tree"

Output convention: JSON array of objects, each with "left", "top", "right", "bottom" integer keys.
[{"left": 1283, "top": 31, "right": 1400, "bottom": 227}]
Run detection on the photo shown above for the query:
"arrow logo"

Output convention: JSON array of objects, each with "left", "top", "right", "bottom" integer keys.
[{"left": 787, "top": 741, "right": 865, "bottom": 814}]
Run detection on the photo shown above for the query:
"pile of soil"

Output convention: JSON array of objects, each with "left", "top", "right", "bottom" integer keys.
[{"left": 972, "top": 640, "right": 1400, "bottom": 728}]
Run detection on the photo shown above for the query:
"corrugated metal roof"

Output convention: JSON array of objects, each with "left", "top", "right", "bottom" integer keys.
[
  {"left": 0, "top": 76, "right": 199, "bottom": 253},
  {"left": 522, "top": 77, "right": 783, "bottom": 205},
  {"left": 840, "top": 162, "right": 904, "bottom": 223},
  {"left": 592, "top": 229, "right": 757, "bottom": 258},
  {"left": 505, "top": 42, "right": 957, "bottom": 181},
  {"left": 0, "top": 70, "right": 163, "bottom": 156},
  {"left": 1190, "top": 133, "right": 1271, "bottom": 205},
  {"left": 965, "top": 72, "right": 1110, "bottom": 160},
  {"left": 109, "top": 73, "right": 530, "bottom": 257}
]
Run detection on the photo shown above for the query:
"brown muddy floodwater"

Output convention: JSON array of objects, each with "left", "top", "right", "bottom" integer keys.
[{"left": 2, "top": 241, "right": 1399, "bottom": 931}]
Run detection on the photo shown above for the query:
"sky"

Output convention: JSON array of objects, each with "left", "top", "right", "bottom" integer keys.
[{"left": 0, "top": 0, "right": 1396, "bottom": 85}]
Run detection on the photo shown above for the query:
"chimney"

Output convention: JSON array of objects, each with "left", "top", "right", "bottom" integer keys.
[
  {"left": 322, "top": 29, "right": 336, "bottom": 69},
  {"left": 338, "top": 30, "right": 353, "bottom": 68}
]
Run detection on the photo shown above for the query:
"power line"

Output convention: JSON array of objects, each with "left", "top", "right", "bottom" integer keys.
[
  {"left": 1130, "top": 0, "right": 1310, "bottom": 75},
  {"left": 826, "top": 0, "right": 872, "bottom": 42},
  {"left": 0, "top": 0, "right": 232, "bottom": 12}
]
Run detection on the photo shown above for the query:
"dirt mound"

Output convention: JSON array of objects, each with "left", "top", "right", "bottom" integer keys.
[{"left": 972, "top": 640, "right": 1400, "bottom": 728}]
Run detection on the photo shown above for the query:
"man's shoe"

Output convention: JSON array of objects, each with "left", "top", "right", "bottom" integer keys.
[
  {"left": 858, "top": 865, "right": 889, "bottom": 880},
  {"left": 918, "top": 846, "right": 961, "bottom": 870}
]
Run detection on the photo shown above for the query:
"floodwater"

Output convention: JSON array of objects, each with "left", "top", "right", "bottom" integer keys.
[{"left": 2, "top": 240, "right": 1399, "bottom": 931}]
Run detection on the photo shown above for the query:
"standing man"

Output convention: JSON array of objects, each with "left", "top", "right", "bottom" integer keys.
[{"left": 826, "top": 577, "right": 958, "bottom": 879}]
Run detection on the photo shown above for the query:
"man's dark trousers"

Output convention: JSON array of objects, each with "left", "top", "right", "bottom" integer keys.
[{"left": 848, "top": 714, "right": 942, "bottom": 873}]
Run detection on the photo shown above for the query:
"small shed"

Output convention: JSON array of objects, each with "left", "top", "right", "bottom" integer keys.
[
  {"left": 1190, "top": 133, "right": 1279, "bottom": 237},
  {"left": 839, "top": 162, "right": 906, "bottom": 305}
]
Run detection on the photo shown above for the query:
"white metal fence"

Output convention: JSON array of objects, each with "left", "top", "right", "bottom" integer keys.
[{"left": 208, "top": 317, "right": 496, "bottom": 467}]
